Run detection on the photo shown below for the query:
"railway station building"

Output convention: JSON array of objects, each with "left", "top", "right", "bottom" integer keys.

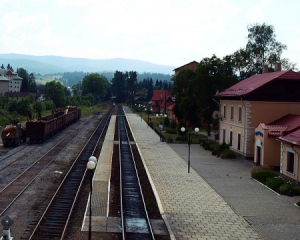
[{"left": 213, "top": 64, "right": 300, "bottom": 165}]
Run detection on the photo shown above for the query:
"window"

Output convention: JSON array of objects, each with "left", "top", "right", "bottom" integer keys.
[
  {"left": 222, "top": 128, "right": 226, "bottom": 143},
  {"left": 229, "top": 130, "right": 233, "bottom": 146},
  {"left": 237, "top": 133, "right": 241, "bottom": 150},
  {"left": 238, "top": 106, "right": 242, "bottom": 122},
  {"left": 287, "top": 150, "right": 295, "bottom": 174},
  {"left": 230, "top": 105, "right": 234, "bottom": 120},
  {"left": 223, "top": 104, "right": 226, "bottom": 119}
]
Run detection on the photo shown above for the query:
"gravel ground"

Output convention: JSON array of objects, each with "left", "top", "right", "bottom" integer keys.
[{"left": 0, "top": 114, "right": 100, "bottom": 239}]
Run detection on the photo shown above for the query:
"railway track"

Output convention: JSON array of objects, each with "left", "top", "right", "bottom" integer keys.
[
  {"left": 0, "top": 111, "right": 102, "bottom": 217},
  {"left": 118, "top": 107, "right": 155, "bottom": 240},
  {"left": 0, "top": 114, "right": 97, "bottom": 189},
  {"left": 26, "top": 105, "right": 115, "bottom": 239}
]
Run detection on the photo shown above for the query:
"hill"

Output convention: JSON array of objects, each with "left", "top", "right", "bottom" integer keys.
[{"left": 0, "top": 53, "right": 176, "bottom": 75}]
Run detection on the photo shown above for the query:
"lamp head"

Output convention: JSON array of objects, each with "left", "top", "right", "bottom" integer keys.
[
  {"left": 181, "top": 127, "right": 186, "bottom": 133},
  {"left": 87, "top": 161, "right": 96, "bottom": 170},
  {"left": 89, "top": 156, "right": 97, "bottom": 164}
]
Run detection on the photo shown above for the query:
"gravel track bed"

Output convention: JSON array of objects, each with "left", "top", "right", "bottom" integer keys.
[{"left": 0, "top": 114, "right": 100, "bottom": 240}]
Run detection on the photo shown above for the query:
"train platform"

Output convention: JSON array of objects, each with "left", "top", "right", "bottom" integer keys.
[{"left": 82, "top": 109, "right": 263, "bottom": 239}]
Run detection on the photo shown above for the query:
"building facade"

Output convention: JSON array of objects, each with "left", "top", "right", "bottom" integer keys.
[
  {"left": 214, "top": 68, "right": 300, "bottom": 160},
  {"left": 0, "top": 69, "right": 23, "bottom": 93}
]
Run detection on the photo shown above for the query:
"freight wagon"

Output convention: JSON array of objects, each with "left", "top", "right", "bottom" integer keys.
[{"left": 26, "top": 106, "right": 81, "bottom": 143}]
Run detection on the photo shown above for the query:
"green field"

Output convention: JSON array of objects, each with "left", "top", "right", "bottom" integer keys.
[{"left": 35, "top": 75, "right": 62, "bottom": 85}]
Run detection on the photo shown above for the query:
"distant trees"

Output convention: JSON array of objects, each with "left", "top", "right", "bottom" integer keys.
[
  {"left": 18, "top": 68, "right": 37, "bottom": 92},
  {"left": 111, "top": 71, "right": 144, "bottom": 103},
  {"left": 81, "top": 73, "right": 109, "bottom": 103},
  {"left": 172, "top": 55, "right": 238, "bottom": 133},
  {"left": 44, "top": 81, "right": 65, "bottom": 108}
]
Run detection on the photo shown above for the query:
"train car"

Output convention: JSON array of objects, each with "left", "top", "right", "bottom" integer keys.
[{"left": 26, "top": 107, "right": 81, "bottom": 143}]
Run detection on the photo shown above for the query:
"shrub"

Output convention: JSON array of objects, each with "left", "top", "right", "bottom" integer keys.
[
  {"left": 166, "top": 129, "right": 177, "bottom": 134},
  {"left": 265, "top": 177, "right": 285, "bottom": 191},
  {"left": 175, "top": 136, "right": 188, "bottom": 142},
  {"left": 164, "top": 117, "right": 170, "bottom": 127},
  {"left": 293, "top": 185, "right": 300, "bottom": 195},
  {"left": 250, "top": 167, "right": 278, "bottom": 184},
  {"left": 278, "top": 182, "right": 294, "bottom": 195},
  {"left": 167, "top": 137, "right": 174, "bottom": 143},
  {"left": 220, "top": 149, "right": 236, "bottom": 159},
  {"left": 170, "top": 121, "right": 176, "bottom": 129}
]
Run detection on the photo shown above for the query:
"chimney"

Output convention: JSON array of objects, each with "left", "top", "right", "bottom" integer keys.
[
  {"left": 263, "top": 65, "right": 268, "bottom": 73},
  {"left": 275, "top": 62, "right": 282, "bottom": 72}
]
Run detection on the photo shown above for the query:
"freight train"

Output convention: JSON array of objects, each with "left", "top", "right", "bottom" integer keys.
[{"left": 26, "top": 106, "right": 81, "bottom": 143}]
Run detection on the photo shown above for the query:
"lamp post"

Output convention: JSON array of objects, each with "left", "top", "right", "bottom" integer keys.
[
  {"left": 87, "top": 156, "right": 97, "bottom": 240},
  {"left": 181, "top": 127, "right": 199, "bottom": 173}
]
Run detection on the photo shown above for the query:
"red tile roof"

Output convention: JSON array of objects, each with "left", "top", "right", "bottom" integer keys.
[
  {"left": 167, "top": 103, "right": 174, "bottom": 110},
  {"left": 277, "top": 129, "right": 300, "bottom": 145},
  {"left": 260, "top": 114, "right": 300, "bottom": 136},
  {"left": 214, "top": 70, "right": 300, "bottom": 98},
  {"left": 152, "top": 90, "right": 171, "bottom": 101}
]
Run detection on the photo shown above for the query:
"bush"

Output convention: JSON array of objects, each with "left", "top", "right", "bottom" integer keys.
[
  {"left": 164, "top": 117, "right": 170, "bottom": 127},
  {"left": 170, "top": 121, "right": 176, "bottom": 129},
  {"left": 265, "top": 177, "right": 285, "bottom": 191},
  {"left": 44, "top": 100, "right": 54, "bottom": 110},
  {"left": 166, "top": 137, "right": 174, "bottom": 143},
  {"left": 250, "top": 167, "right": 278, "bottom": 184},
  {"left": 175, "top": 136, "right": 188, "bottom": 142},
  {"left": 278, "top": 182, "right": 294, "bottom": 195},
  {"left": 166, "top": 129, "right": 177, "bottom": 134},
  {"left": 220, "top": 149, "right": 236, "bottom": 159}
]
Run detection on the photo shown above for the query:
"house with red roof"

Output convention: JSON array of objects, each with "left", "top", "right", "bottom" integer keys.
[
  {"left": 255, "top": 114, "right": 300, "bottom": 169},
  {"left": 277, "top": 129, "right": 300, "bottom": 185},
  {"left": 214, "top": 63, "right": 300, "bottom": 160},
  {"left": 151, "top": 90, "right": 174, "bottom": 114}
]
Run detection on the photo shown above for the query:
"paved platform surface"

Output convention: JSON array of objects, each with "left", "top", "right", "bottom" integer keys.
[
  {"left": 83, "top": 107, "right": 300, "bottom": 239},
  {"left": 124, "top": 107, "right": 264, "bottom": 240},
  {"left": 170, "top": 144, "right": 300, "bottom": 240}
]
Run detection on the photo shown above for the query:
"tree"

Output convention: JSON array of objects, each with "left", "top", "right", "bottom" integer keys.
[
  {"left": 28, "top": 73, "right": 37, "bottom": 92},
  {"left": 18, "top": 68, "right": 29, "bottom": 92},
  {"left": 44, "top": 81, "right": 66, "bottom": 108},
  {"left": 172, "top": 69, "right": 196, "bottom": 123},
  {"left": 126, "top": 71, "right": 138, "bottom": 105},
  {"left": 194, "top": 55, "right": 237, "bottom": 135},
  {"left": 228, "top": 23, "right": 297, "bottom": 79},
  {"left": 111, "top": 71, "right": 127, "bottom": 103},
  {"left": 246, "top": 23, "right": 287, "bottom": 74},
  {"left": 81, "top": 73, "right": 109, "bottom": 103}
]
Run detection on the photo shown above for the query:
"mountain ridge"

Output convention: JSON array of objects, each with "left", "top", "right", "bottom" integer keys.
[{"left": 0, "top": 53, "right": 176, "bottom": 75}]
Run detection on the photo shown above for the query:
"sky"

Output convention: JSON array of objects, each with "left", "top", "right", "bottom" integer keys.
[{"left": 1, "top": 0, "right": 299, "bottom": 68}]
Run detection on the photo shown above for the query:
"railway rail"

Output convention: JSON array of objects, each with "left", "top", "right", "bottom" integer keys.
[
  {"left": 118, "top": 107, "right": 155, "bottom": 240},
  {"left": 27, "top": 105, "right": 115, "bottom": 239},
  {"left": 0, "top": 111, "right": 103, "bottom": 217}
]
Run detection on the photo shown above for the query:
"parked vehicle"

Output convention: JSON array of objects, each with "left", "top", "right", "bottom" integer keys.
[
  {"left": 0, "top": 110, "right": 26, "bottom": 147},
  {"left": 26, "top": 106, "right": 81, "bottom": 143}
]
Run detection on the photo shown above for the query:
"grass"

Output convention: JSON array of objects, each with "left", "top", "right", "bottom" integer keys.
[{"left": 35, "top": 75, "right": 62, "bottom": 85}]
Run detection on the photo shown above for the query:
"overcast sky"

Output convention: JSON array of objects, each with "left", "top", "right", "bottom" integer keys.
[{"left": 1, "top": 0, "right": 299, "bottom": 68}]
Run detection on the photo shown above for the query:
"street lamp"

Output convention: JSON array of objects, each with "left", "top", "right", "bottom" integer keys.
[
  {"left": 181, "top": 127, "right": 199, "bottom": 173},
  {"left": 87, "top": 156, "right": 97, "bottom": 240}
]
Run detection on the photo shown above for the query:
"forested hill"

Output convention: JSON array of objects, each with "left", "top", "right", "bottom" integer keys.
[
  {"left": 60, "top": 71, "right": 172, "bottom": 87},
  {"left": 0, "top": 53, "right": 175, "bottom": 75}
]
